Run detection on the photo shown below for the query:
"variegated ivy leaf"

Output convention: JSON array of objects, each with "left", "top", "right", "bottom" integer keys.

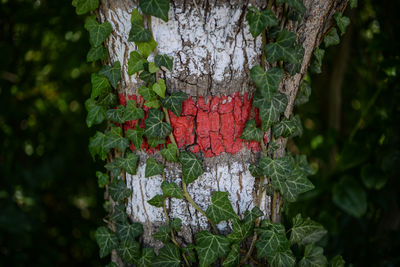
[
  {"left": 206, "top": 191, "right": 238, "bottom": 224},
  {"left": 137, "top": 248, "right": 155, "bottom": 267},
  {"left": 259, "top": 155, "right": 293, "bottom": 183},
  {"left": 105, "top": 159, "right": 123, "bottom": 177},
  {"left": 246, "top": 7, "right": 278, "bottom": 38},
  {"left": 269, "top": 250, "right": 296, "bottom": 267},
  {"left": 84, "top": 16, "right": 112, "bottom": 47},
  {"left": 169, "top": 218, "right": 182, "bottom": 231},
  {"left": 284, "top": 43, "right": 305, "bottom": 75},
  {"left": 161, "top": 91, "right": 187, "bottom": 117},
  {"left": 99, "top": 61, "right": 121, "bottom": 89},
  {"left": 139, "top": 70, "right": 156, "bottom": 84},
  {"left": 106, "top": 105, "right": 125, "bottom": 123},
  {"left": 110, "top": 203, "right": 128, "bottom": 222},
  {"left": 109, "top": 179, "right": 132, "bottom": 202},
  {"left": 128, "top": 22, "right": 153, "bottom": 43},
  {"left": 182, "top": 244, "right": 196, "bottom": 263},
  {"left": 94, "top": 226, "right": 118, "bottom": 258},
  {"left": 72, "top": 0, "right": 99, "bottom": 15},
  {"left": 139, "top": 0, "right": 170, "bottom": 22},
  {"left": 265, "top": 30, "right": 298, "bottom": 64},
  {"left": 196, "top": 231, "right": 231, "bottom": 267},
  {"left": 138, "top": 85, "right": 156, "bottom": 101},
  {"left": 330, "top": 255, "right": 346, "bottom": 267},
  {"left": 144, "top": 109, "right": 172, "bottom": 139},
  {"left": 155, "top": 54, "right": 173, "bottom": 71},
  {"left": 161, "top": 181, "right": 183, "bottom": 199},
  {"left": 273, "top": 116, "right": 299, "bottom": 138},
  {"left": 117, "top": 239, "right": 140, "bottom": 263},
  {"left": 256, "top": 221, "right": 290, "bottom": 258},
  {"left": 295, "top": 154, "right": 315, "bottom": 176},
  {"left": 147, "top": 136, "right": 165, "bottom": 147},
  {"left": 91, "top": 73, "right": 111, "bottom": 99},
  {"left": 85, "top": 99, "right": 106, "bottom": 127},
  {"left": 249, "top": 164, "right": 263, "bottom": 178},
  {"left": 105, "top": 126, "right": 129, "bottom": 152},
  {"left": 324, "top": 28, "right": 340, "bottom": 47},
  {"left": 153, "top": 225, "right": 171, "bottom": 243},
  {"left": 250, "top": 66, "right": 283, "bottom": 100},
  {"left": 96, "top": 171, "right": 109, "bottom": 188},
  {"left": 126, "top": 125, "right": 145, "bottom": 150},
  {"left": 241, "top": 119, "right": 264, "bottom": 141},
  {"left": 120, "top": 152, "right": 139, "bottom": 175},
  {"left": 290, "top": 214, "right": 327, "bottom": 246},
  {"left": 124, "top": 99, "right": 145, "bottom": 121},
  {"left": 136, "top": 39, "right": 157, "bottom": 58},
  {"left": 116, "top": 221, "right": 143, "bottom": 242},
  {"left": 243, "top": 206, "right": 264, "bottom": 224},
  {"left": 148, "top": 194, "right": 164, "bottom": 207},
  {"left": 98, "top": 92, "right": 118, "bottom": 108},
  {"left": 153, "top": 243, "right": 181, "bottom": 267},
  {"left": 145, "top": 157, "right": 164, "bottom": 177},
  {"left": 259, "top": 92, "right": 288, "bottom": 130},
  {"left": 161, "top": 143, "right": 178, "bottom": 162},
  {"left": 334, "top": 12, "right": 350, "bottom": 36},
  {"left": 87, "top": 45, "right": 107, "bottom": 62},
  {"left": 276, "top": 0, "right": 306, "bottom": 21},
  {"left": 152, "top": 79, "right": 166, "bottom": 98},
  {"left": 179, "top": 152, "right": 203, "bottom": 184},
  {"left": 89, "top": 131, "right": 109, "bottom": 160},
  {"left": 227, "top": 218, "right": 253, "bottom": 243},
  {"left": 128, "top": 51, "right": 147, "bottom": 75},
  {"left": 299, "top": 243, "right": 328, "bottom": 267},
  {"left": 222, "top": 243, "right": 241, "bottom": 267}
]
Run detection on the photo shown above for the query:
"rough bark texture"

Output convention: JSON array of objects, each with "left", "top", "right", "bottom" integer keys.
[{"left": 99, "top": 0, "right": 347, "bottom": 247}]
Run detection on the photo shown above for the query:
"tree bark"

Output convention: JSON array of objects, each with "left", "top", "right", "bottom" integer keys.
[{"left": 99, "top": 0, "right": 347, "bottom": 247}]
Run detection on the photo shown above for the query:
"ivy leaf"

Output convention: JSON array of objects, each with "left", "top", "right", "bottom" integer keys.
[
  {"left": 290, "top": 214, "right": 327, "bottom": 246},
  {"left": 161, "top": 91, "right": 187, "bottom": 117},
  {"left": 128, "top": 51, "right": 147, "bottom": 75},
  {"left": 148, "top": 62, "right": 159, "bottom": 73},
  {"left": 227, "top": 218, "right": 253, "bottom": 243},
  {"left": 136, "top": 39, "right": 157, "bottom": 58},
  {"left": 84, "top": 16, "right": 112, "bottom": 47},
  {"left": 139, "top": 0, "right": 170, "bottom": 22},
  {"left": 126, "top": 125, "right": 145, "bottom": 150},
  {"left": 269, "top": 250, "right": 296, "bottom": 267},
  {"left": 110, "top": 203, "right": 128, "bottom": 222},
  {"left": 117, "top": 240, "right": 141, "bottom": 263},
  {"left": 265, "top": 30, "right": 297, "bottom": 63},
  {"left": 161, "top": 143, "right": 178, "bottom": 162},
  {"left": 250, "top": 66, "right": 283, "bottom": 100},
  {"left": 222, "top": 243, "right": 241, "bottom": 267},
  {"left": 196, "top": 231, "right": 231, "bottom": 267},
  {"left": 161, "top": 181, "right": 183, "bottom": 199},
  {"left": 284, "top": 43, "right": 304, "bottom": 75},
  {"left": 330, "top": 255, "right": 345, "bottom": 267},
  {"left": 295, "top": 81, "right": 312, "bottom": 106},
  {"left": 106, "top": 105, "right": 125, "bottom": 123},
  {"left": 128, "top": 22, "right": 152, "bottom": 43},
  {"left": 109, "top": 179, "right": 132, "bottom": 202},
  {"left": 94, "top": 226, "right": 118, "bottom": 258},
  {"left": 243, "top": 206, "right": 264, "bottom": 224},
  {"left": 249, "top": 164, "right": 263, "bottom": 178},
  {"left": 99, "top": 61, "right": 121, "bottom": 88},
  {"left": 120, "top": 152, "right": 139, "bottom": 175},
  {"left": 256, "top": 221, "right": 290, "bottom": 258},
  {"left": 72, "top": 0, "right": 98, "bottom": 15},
  {"left": 98, "top": 92, "right": 118, "bottom": 108},
  {"left": 91, "top": 73, "right": 111, "bottom": 99},
  {"left": 85, "top": 99, "right": 106, "bottom": 127},
  {"left": 275, "top": 168, "right": 315, "bottom": 202},
  {"left": 273, "top": 116, "right": 298, "bottom": 138},
  {"left": 241, "top": 119, "right": 264, "bottom": 141},
  {"left": 246, "top": 7, "right": 278, "bottom": 37},
  {"left": 260, "top": 155, "right": 293, "bottom": 183},
  {"left": 299, "top": 243, "right": 328, "bottom": 267},
  {"left": 206, "top": 191, "right": 238, "bottom": 224},
  {"left": 277, "top": 0, "right": 306, "bottom": 21},
  {"left": 153, "top": 225, "right": 171, "bottom": 243},
  {"left": 324, "top": 28, "right": 340, "bottom": 47},
  {"left": 152, "top": 79, "right": 166, "bottom": 98},
  {"left": 350, "top": 0, "right": 358, "bottom": 9},
  {"left": 145, "top": 157, "right": 164, "bottom": 177},
  {"left": 179, "top": 152, "right": 203, "bottom": 184},
  {"left": 105, "top": 126, "right": 130, "bottom": 152},
  {"left": 334, "top": 12, "right": 350, "bottom": 36},
  {"left": 148, "top": 194, "right": 164, "bottom": 207},
  {"left": 144, "top": 109, "right": 172, "bottom": 139},
  {"left": 169, "top": 218, "right": 182, "bottom": 232},
  {"left": 138, "top": 85, "right": 156, "bottom": 101},
  {"left": 139, "top": 70, "right": 156, "bottom": 84},
  {"left": 310, "top": 48, "right": 325, "bottom": 74},
  {"left": 89, "top": 131, "right": 109, "bottom": 160},
  {"left": 124, "top": 99, "right": 145, "bottom": 121},
  {"left": 155, "top": 54, "right": 173, "bottom": 71},
  {"left": 259, "top": 92, "right": 288, "bottom": 130},
  {"left": 116, "top": 221, "right": 143, "bottom": 242},
  {"left": 144, "top": 99, "right": 161, "bottom": 109},
  {"left": 137, "top": 247, "right": 155, "bottom": 267},
  {"left": 332, "top": 176, "right": 367, "bottom": 218},
  {"left": 182, "top": 244, "right": 196, "bottom": 263},
  {"left": 153, "top": 243, "right": 181, "bottom": 267},
  {"left": 87, "top": 45, "right": 107, "bottom": 62},
  {"left": 105, "top": 159, "right": 123, "bottom": 177},
  {"left": 295, "top": 154, "right": 315, "bottom": 176},
  {"left": 147, "top": 136, "right": 165, "bottom": 147},
  {"left": 96, "top": 171, "right": 109, "bottom": 188}
]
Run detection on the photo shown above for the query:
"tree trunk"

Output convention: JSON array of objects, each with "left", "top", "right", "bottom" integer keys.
[{"left": 99, "top": 0, "right": 347, "bottom": 247}]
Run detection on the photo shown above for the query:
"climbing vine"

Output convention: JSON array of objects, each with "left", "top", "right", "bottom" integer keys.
[{"left": 73, "top": 0, "right": 354, "bottom": 266}]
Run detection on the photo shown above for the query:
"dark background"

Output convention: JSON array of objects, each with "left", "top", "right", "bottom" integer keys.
[{"left": 0, "top": 0, "right": 399, "bottom": 266}]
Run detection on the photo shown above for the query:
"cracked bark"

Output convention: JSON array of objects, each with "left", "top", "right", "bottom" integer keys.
[{"left": 99, "top": 0, "right": 347, "bottom": 251}]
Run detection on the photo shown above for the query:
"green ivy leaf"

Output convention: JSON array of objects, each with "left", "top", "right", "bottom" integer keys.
[
  {"left": 128, "top": 22, "right": 153, "bottom": 42},
  {"left": 284, "top": 43, "right": 304, "bottom": 75},
  {"left": 96, "top": 171, "right": 109, "bottom": 188},
  {"left": 299, "top": 243, "right": 328, "bottom": 267},
  {"left": 161, "top": 91, "right": 187, "bottom": 117},
  {"left": 161, "top": 143, "right": 178, "bottom": 162},
  {"left": 98, "top": 92, "right": 118, "bottom": 108},
  {"left": 120, "top": 152, "right": 139, "bottom": 175},
  {"left": 91, "top": 73, "right": 111, "bottom": 99},
  {"left": 324, "top": 28, "right": 340, "bottom": 47},
  {"left": 110, "top": 203, "right": 128, "bottom": 222},
  {"left": 179, "top": 152, "right": 203, "bottom": 184},
  {"left": 94, "top": 226, "right": 118, "bottom": 258},
  {"left": 153, "top": 225, "right": 171, "bottom": 243},
  {"left": 124, "top": 99, "right": 145, "bottom": 121},
  {"left": 332, "top": 176, "right": 367, "bottom": 217},
  {"left": 272, "top": 116, "right": 298, "bottom": 138},
  {"left": 148, "top": 62, "right": 159, "bottom": 73},
  {"left": 106, "top": 105, "right": 125, "bottom": 123},
  {"left": 84, "top": 16, "right": 112, "bottom": 47},
  {"left": 250, "top": 66, "right": 283, "bottom": 100},
  {"left": 117, "top": 239, "right": 141, "bottom": 263},
  {"left": 222, "top": 243, "right": 241, "bottom": 267},
  {"left": 295, "top": 154, "right": 315, "bottom": 176},
  {"left": 258, "top": 92, "right": 288, "bottom": 130},
  {"left": 109, "top": 179, "right": 132, "bottom": 202},
  {"left": 249, "top": 164, "right": 263, "bottom": 178},
  {"left": 350, "top": 0, "right": 358, "bottom": 9},
  {"left": 99, "top": 61, "right": 121, "bottom": 89},
  {"left": 105, "top": 159, "right": 123, "bottom": 177},
  {"left": 227, "top": 218, "right": 253, "bottom": 243},
  {"left": 89, "top": 131, "right": 109, "bottom": 160},
  {"left": 153, "top": 243, "right": 181, "bottom": 267},
  {"left": 243, "top": 206, "right": 264, "bottom": 224},
  {"left": 148, "top": 194, "right": 164, "bottom": 207},
  {"left": 136, "top": 39, "right": 157, "bottom": 58},
  {"left": 169, "top": 218, "right": 182, "bottom": 231},
  {"left": 295, "top": 80, "right": 312, "bottom": 105},
  {"left": 182, "top": 244, "right": 196, "bottom": 263},
  {"left": 196, "top": 231, "right": 231, "bottom": 267},
  {"left": 155, "top": 54, "right": 173, "bottom": 71},
  {"left": 128, "top": 51, "right": 147, "bottom": 75},
  {"left": 241, "top": 119, "right": 264, "bottom": 141},
  {"left": 206, "top": 191, "right": 238, "bottom": 224},
  {"left": 310, "top": 48, "right": 325, "bottom": 74},
  {"left": 85, "top": 99, "right": 106, "bottom": 127},
  {"left": 161, "top": 181, "right": 183, "bottom": 199},
  {"left": 147, "top": 136, "right": 165, "bottom": 147},
  {"left": 246, "top": 7, "right": 278, "bottom": 38},
  {"left": 290, "top": 214, "right": 327, "bottom": 246},
  {"left": 330, "top": 255, "right": 345, "bottom": 267},
  {"left": 139, "top": 70, "right": 156, "bottom": 84},
  {"left": 260, "top": 155, "right": 293, "bottom": 181},
  {"left": 269, "top": 250, "right": 296, "bottom": 267},
  {"left": 277, "top": 0, "right": 306, "bottom": 21},
  {"left": 144, "top": 99, "right": 161, "bottom": 109},
  {"left": 139, "top": 0, "right": 170, "bottom": 22},
  {"left": 116, "top": 221, "right": 143, "bottom": 242},
  {"left": 144, "top": 109, "right": 172, "bottom": 139},
  {"left": 126, "top": 125, "right": 145, "bottom": 150},
  {"left": 105, "top": 126, "right": 130, "bottom": 152},
  {"left": 265, "top": 30, "right": 297, "bottom": 63},
  {"left": 138, "top": 85, "right": 156, "bottom": 101},
  {"left": 137, "top": 247, "right": 155, "bottom": 267},
  {"left": 72, "top": 0, "right": 99, "bottom": 15},
  {"left": 145, "top": 157, "right": 164, "bottom": 177},
  {"left": 152, "top": 79, "right": 166, "bottom": 98},
  {"left": 256, "top": 221, "right": 290, "bottom": 258},
  {"left": 334, "top": 12, "right": 350, "bottom": 36},
  {"left": 87, "top": 45, "right": 107, "bottom": 62},
  {"left": 131, "top": 9, "right": 143, "bottom": 24}
]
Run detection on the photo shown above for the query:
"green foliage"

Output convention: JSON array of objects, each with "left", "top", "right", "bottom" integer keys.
[
  {"left": 155, "top": 54, "right": 174, "bottom": 71},
  {"left": 222, "top": 243, "right": 241, "bottom": 267},
  {"left": 241, "top": 119, "right": 264, "bottom": 141},
  {"left": 277, "top": 0, "right": 306, "bottom": 21},
  {"left": 139, "top": 0, "right": 170, "bottom": 22},
  {"left": 310, "top": 48, "right": 325, "bottom": 74},
  {"left": 246, "top": 7, "right": 278, "bottom": 37},
  {"left": 89, "top": 131, "right": 109, "bottom": 160},
  {"left": 117, "top": 239, "right": 140, "bottom": 263},
  {"left": 161, "top": 181, "right": 184, "bottom": 199},
  {"left": 116, "top": 221, "right": 143, "bottom": 242},
  {"left": 153, "top": 226, "right": 171, "bottom": 242},
  {"left": 72, "top": 0, "right": 99, "bottom": 15},
  {"left": 334, "top": 12, "right": 350, "bottom": 36},
  {"left": 290, "top": 214, "right": 327, "bottom": 245},
  {"left": 272, "top": 116, "right": 300, "bottom": 138},
  {"left": 145, "top": 157, "right": 164, "bottom": 177},
  {"left": 265, "top": 30, "right": 300, "bottom": 64},
  {"left": 161, "top": 143, "right": 178, "bottom": 162},
  {"left": 144, "top": 109, "right": 172, "bottom": 139},
  {"left": 95, "top": 226, "right": 118, "bottom": 258},
  {"left": 124, "top": 100, "right": 145, "bottom": 121},
  {"left": 85, "top": 98, "right": 106, "bottom": 127},
  {"left": 257, "top": 92, "right": 288, "bottom": 130},
  {"left": 295, "top": 81, "right": 312, "bottom": 105},
  {"left": 330, "top": 255, "right": 345, "bottom": 267},
  {"left": 250, "top": 66, "right": 283, "bottom": 99},
  {"left": 129, "top": 21, "right": 153, "bottom": 43},
  {"left": 126, "top": 125, "right": 145, "bottom": 150},
  {"left": 96, "top": 171, "right": 109, "bottom": 188},
  {"left": 137, "top": 248, "right": 155, "bottom": 266},
  {"left": 99, "top": 61, "right": 122, "bottom": 88},
  {"left": 91, "top": 73, "right": 111, "bottom": 99},
  {"left": 109, "top": 179, "right": 132, "bottom": 202},
  {"left": 120, "top": 152, "right": 139, "bottom": 175},
  {"left": 206, "top": 191, "right": 238, "bottom": 224},
  {"left": 106, "top": 105, "right": 125, "bottom": 123},
  {"left": 128, "top": 51, "right": 147, "bottom": 75},
  {"left": 105, "top": 126, "right": 130, "bottom": 152},
  {"left": 299, "top": 244, "right": 328, "bottom": 267},
  {"left": 161, "top": 91, "right": 187, "bottom": 116},
  {"left": 153, "top": 243, "right": 181, "bottom": 266},
  {"left": 87, "top": 45, "right": 108, "bottom": 62},
  {"left": 179, "top": 152, "right": 204, "bottom": 184},
  {"left": 84, "top": 16, "right": 112, "bottom": 47},
  {"left": 324, "top": 28, "right": 340, "bottom": 47},
  {"left": 332, "top": 176, "right": 367, "bottom": 217},
  {"left": 196, "top": 231, "right": 231, "bottom": 267},
  {"left": 153, "top": 79, "right": 166, "bottom": 98},
  {"left": 137, "top": 39, "right": 158, "bottom": 58},
  {"left": 148, "top": 194, "right": 164, "bottom": 207}
]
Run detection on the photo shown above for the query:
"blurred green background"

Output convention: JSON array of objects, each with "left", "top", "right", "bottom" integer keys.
[{"left": 0, "top": 0, "right": 399, "bottom": 266}]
